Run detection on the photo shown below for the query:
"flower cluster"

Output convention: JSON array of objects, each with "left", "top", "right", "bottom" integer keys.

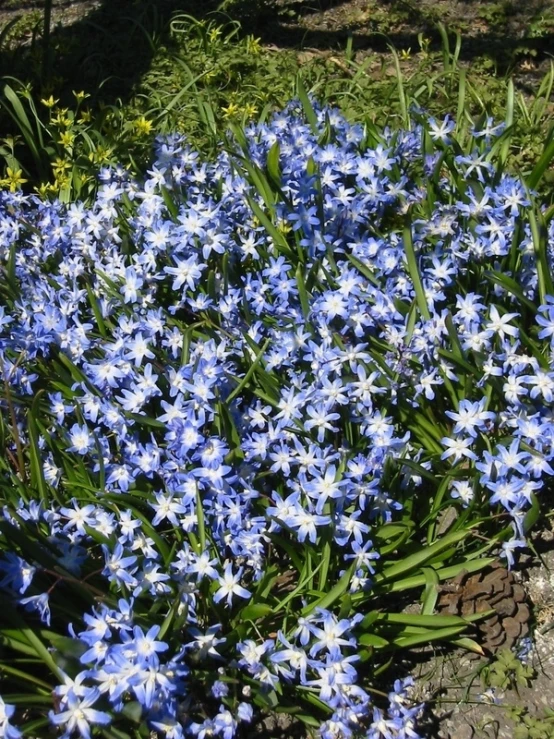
[{"left": 0, "top": 99, "right": 552, "bottom": 737}]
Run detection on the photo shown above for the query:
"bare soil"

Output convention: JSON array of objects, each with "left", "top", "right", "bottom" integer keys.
[{"left": 0, "top": 0, "right": 101, "bottom": 37}]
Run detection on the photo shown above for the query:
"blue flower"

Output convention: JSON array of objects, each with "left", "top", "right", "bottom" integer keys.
[
  {"left": 0, "top": 696, "right": 22, "bottom": 739},
  {"left": 213, "top": 563, "right": 250, "bottom": 607},
  {"left": 49, "top": 689, "right": 111, "bottom": 739},
  {"left": 19, "top": 592, "right": 51, "bottom": 626},
  {"left": 0, "top": 553, "right": 36, "bottom": 594}
]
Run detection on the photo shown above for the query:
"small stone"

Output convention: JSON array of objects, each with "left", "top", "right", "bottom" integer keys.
[{"left": 455, "top": 724, "right": 475, "bottom": 739}]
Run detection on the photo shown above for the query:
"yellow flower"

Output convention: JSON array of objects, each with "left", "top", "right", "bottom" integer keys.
[
  {"left": 52, "top": 157, "right": 71, "bottom": 174},
  {"left": 245, "top": 35, "right": 262, "bottom": 55},
  {"left": 35, "top": 181, "right": 58, "bottom": 197},
  {"left": 399, "top": 48, "right": 411, "bottom": 60},
  {"left": 41, "top": 95, "right": 59, "bottom": 108},
  {"left": 208, "top": 27, "right": 222, "bottom": 44},
  {"left": 419, "top": 35, "right": 431, "bottom": 55},
  {"left": 92, "top": 146, "right": 114, "bottom": 164},
  {"left": 35, "top": 182, "right": 51, "bottom": 197},
  {"left": 2, "top": 167, "right": 27, "bottom": 192},
  {"left": 51, "top": 110, "right": 72, "bottom": 128},
  {"left": 134, "top": 116, "right": 154, "bottom": 136},
  {"left": 54, "top": 173, "right": 70, "bottom": 189},
  {"left": 72, "top": 90, "right": 90, "bottom": 102},
  {"left": 243, "top": 103, "right": 258, "bottom": 119},
  {"left": 222, "top": 102, "right": 239, "bottom": 119},
  {"left": 78, "top": 110, "right": 92, "bottom": 124},
  {"left": 58, "top": 131, "right": 75, "bottom": 148},
  {"left": 277, "top": 220, "right": 292, "bottom": 235}
]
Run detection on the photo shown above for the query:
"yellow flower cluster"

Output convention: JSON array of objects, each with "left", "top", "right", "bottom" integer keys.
[{"left": 0, "top": 167, "right": 27, "bottom": 192}]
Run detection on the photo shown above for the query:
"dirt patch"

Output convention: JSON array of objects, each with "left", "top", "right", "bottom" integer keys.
[
  {"left": 275, "top": 0, "right": 554, "bottom": 45},
  {"left": 264, "top": 0, "right": 554, "bottom": 83},
  {"left": 0, "top": 0, "right": 101, "bottom": 44}
]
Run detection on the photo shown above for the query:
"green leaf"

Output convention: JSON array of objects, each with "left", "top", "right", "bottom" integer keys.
[
  {"left": 377, "top": 523, "right": 415, "bottom": 557},
  {"left": 0, "top": 663, "right": 53, "bottom": 691},
  {"left": 237, "top": 154, "right": 277, "bottom": 212},
  {"left": 377, "top": 612, "right": 469, "bottom": 628},
  {"left": 43, "top": 632, "right": 86, "bottom": 659},
  {"left": 499, "top": 79, "right": 514, "bottom": 167},
  {"left": 195, "top": 486, "right": 206, "bottom": 552},
  {"left": 247, "top": 196, "right": 294, "bottom": 260},
  {"left": 0, "top": 521, "right": 65, "bottom": 575},
  {"left": 388, "top": 46, "right": 409, "bottom": 128},
  {"left": 523, "top": 492, "right": 540, "bottom": 534},
  {"left": 403, "top": 214, "right": 430, "bottom": 320},
  {"left": 2, "top": 85, "right": 44, "bottom": 175},
  {"left": 382, "top": 556, "right": 497, "bottom": 593},
  {"left": 318, "top": 538, "right": 332, "bottom": 592},
  {"left": 426, "top": 472, "right": 458, "bottom": 543},
  {"left": 121, "top": 701, "right": 143, "bottom": 724},
  {"left": 346, "top": 254, "right": 379, "bottom": 285},
  {"left": 451, "top": 636, "right": 486, "bottom": 655},
  {"left": 271, "top": 558, "right": 324, "bottom": 613},
  {"left": 128, "top": 413, "right": 166, "bottom": 429},
  {"left": 295, "top": 264, "right": 310, "bottom": 319},
  {"left": 484, "top": 270, "right": 537, "bottom": 315},
  {"left": 238, "top": 603, "right": 274, "bottom": 622},
  {"left": 54, "top": 350, "right": 91, "bottom": 386},
  {"left": 15, "top": 626, "right": 63, "bottom": 681},
  {"left": 27, "top": 406, "right": 48, "bottom": 505},
  {"left": 464, "top": 609, "right": 496, "bottom": 623},
  {"left": 421, "top": 567, "right": 440, "bottom": 615},
  {"left": 301, "top": 563, "right": 355, "bottom": 616},
  {"left": 358, "top": 633, "right": 389, "bottom": 648},
  {"left": 157, "top": 599, "right": 180, "bottom": 642},
  {"left": 375, "top": 522, "right": 416, "bottom": 540},
  {"left": 361, "top": 611, "right": 379, "bottom": 629},
  {"left": 528, "top": 203, "right": 554, "bottom": 305},
  {"left": 85, "top": 282, "right": 108, "bottom": 337},
  {"left": 376, "top": 529, "right": 469, "bottom": 583},
  {"left": 393, "top": 624, "right": 466, "bottom": 648},
  {"left": 266, "top": 140, "right": 281, "bottom": 189},
  {"left": 338, "top": 594, "right": 353, "bottom": 620},
  {"left": 527, "top": 128, "right": 554, "bottom": 190},
  {"left": 455, "top": 68, "right": 467, "bottom": 134},
  {"left": 1, "top": 694, "right": 53, "bottom": 704},
  {"left": 226, "top": 338, "right": 271, "bottom": 403},
  {"left": 296, "top": 75, "right": 318, "bottom": 134}
]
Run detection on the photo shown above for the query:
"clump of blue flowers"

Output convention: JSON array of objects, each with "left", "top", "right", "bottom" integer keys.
[{"left": 0, "top": 97, "right": 552, "bottom": 738}]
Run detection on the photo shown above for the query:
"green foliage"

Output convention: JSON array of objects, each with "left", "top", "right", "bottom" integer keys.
[
  {"left": 1, "top": 4, "right": 554, "bottom": 199},
  {"left": 0, "top": 82, "right": 156, "bottom": 200},
  {"left": 0, "top": 10, "right": 41, "bottom": 49},
  {"left": 0, "top": 7, "right": 554, "bottom": 730},
  {"left": 481, "top": 648, "right": 535, "bottom": 691},
  {"left": 509, "top": 706, "right": 554, "bottom": 739}
]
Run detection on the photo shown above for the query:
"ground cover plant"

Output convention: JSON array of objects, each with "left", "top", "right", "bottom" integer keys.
[
  {"left": 2, "top": 2, "right": 554, "bottom": 738},
  {"left": 2, "top": 1, "right": 554, "bottom": 203},
  {"left": 1, "top": 82, "right": 554, "bottom": 737}
]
